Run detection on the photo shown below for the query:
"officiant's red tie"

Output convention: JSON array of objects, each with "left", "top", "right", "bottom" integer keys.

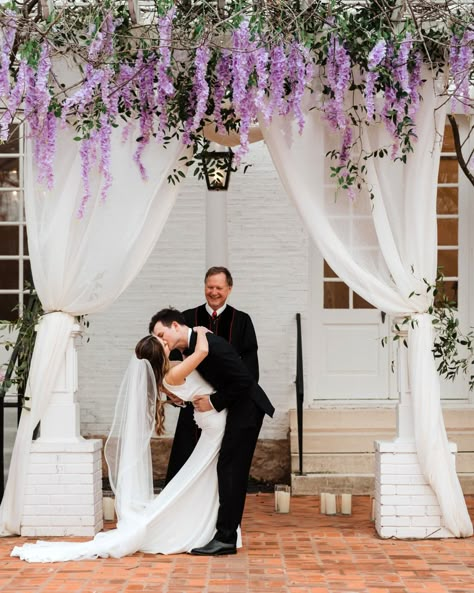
[{"left": 212, "top": 311, "right": 217, "bottom": 320}]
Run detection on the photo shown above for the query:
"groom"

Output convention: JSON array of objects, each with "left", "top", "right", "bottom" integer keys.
[{"left": 151, "top": 307, "right": 274, "bottom": 555}]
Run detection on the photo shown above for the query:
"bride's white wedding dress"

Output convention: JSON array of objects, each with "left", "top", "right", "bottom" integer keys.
[{"left": 12, "top": 358, "right": 228, "bottom": 562}]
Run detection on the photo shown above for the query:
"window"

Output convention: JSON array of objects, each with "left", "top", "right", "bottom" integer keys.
[
  {"left": 437, "top": 124, "right": 459, "bottom": 305},
  {"left": 323, "top": 121, "right": 459, "bottom": 309},
  {"left": 0, "top": 128, "right": 31, "bottom": 321}
]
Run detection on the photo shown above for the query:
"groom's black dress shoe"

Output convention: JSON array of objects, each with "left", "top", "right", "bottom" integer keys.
[{"left": 189, "top": 538, "right": 237, "bottom": 556}]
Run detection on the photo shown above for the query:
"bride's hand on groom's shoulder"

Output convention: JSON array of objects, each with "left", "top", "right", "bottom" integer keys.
[{"left": 194, "top": 326, "right": 212, "bottom": 334}]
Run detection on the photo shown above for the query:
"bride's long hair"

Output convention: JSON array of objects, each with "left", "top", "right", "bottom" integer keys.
[{"left": 135, "top": 335, "right": 169, "bottom": 436}]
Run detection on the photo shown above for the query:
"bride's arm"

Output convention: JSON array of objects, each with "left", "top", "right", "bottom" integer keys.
[{"left": 165, "top": 326, "right": 209, "bottom": 386}]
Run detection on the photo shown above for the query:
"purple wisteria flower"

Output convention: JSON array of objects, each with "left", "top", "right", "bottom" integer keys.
[
  {"left": 286, "top": 43, "right": 312, "bottom": 133},
  {"left": 368, "top": 39, "right": 387, "bottom": 71},
  {"left": 156, "top": 6, "right": 176, "bottom": 142},
  {"left": 449, "top": 29, "right": 474, "bottom": 113},
  {"left": 0, "top": 10, "right": 17, "bottom": 98},
  {"left": 267, "top": 44, "right": 286, "bottom": 120},
  {"left": 98, "top": 113, "right": 112, "bottom": 202},
  {"left": 365, "top": 39, "right": 387, "bottom": 120},
  {"left": 134, "top": 57, "right": 156, "bottom": 179},
  {"left": 324, "top": 35, "right": 351, "bottom": 131},
  {"left": 393, "top": 32, "right": 413, "bottom": 93},
  {"left": 253, "top": 47, "right": 269, "bottom": 120},
  {"left": 191, "top": 45, "right": 211, "bottom": 131},
  {"left": 0, "top": 59, "right": 27, "bottom": 141},
  {"left": 61, "top": 65, "right": 107, "bottom": 126},
  {"left": 213, "top": 52, "right": 232, "bottom": 134}
]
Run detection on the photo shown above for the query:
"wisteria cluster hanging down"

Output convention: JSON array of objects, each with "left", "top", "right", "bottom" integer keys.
[{"left": 0, "top": 0, "right": 473, "bottom": 214}]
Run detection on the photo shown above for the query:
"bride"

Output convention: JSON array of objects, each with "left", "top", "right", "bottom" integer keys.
[{"left": 12, "top": 327, "right": 232, "bottom": 562}]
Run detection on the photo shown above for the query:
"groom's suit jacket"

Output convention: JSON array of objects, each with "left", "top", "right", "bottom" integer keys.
[{"left": 186, "top": 331, "right": 274, "bottom": 418}]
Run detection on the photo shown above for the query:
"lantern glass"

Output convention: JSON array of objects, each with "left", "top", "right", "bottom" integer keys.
[{"left": 201, "top": 149, "right": 233, "bottom": 191}]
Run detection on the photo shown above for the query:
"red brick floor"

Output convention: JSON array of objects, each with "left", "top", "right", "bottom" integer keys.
[{"left": 1, "top": 495, "right": 474, "bottom": 593}]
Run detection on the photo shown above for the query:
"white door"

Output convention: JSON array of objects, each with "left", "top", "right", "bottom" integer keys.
[
  {"left": 308, "top": 243, "right": 394, "bottom": 401},
  {"left": 307, "top": 119, "right": 471, "bottom": 403}
]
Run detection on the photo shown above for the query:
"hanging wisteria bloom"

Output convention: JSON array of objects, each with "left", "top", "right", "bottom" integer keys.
[
  {"left": 365, "top": 39, "right": 387, "bottom": 120},
  {"left": 449, "top": 29, "right": 474, "bottom": 113}
]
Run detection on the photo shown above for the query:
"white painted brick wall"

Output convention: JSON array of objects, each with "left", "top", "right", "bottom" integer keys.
[
  {"left": 374, "top": 440, "right": 457, "bottom": 539},
  {"left": 21, "top": 440, "right": 103, "bottom": 537},
  {"left": 77, "top": 142, "right": 309, "bottom": 441}
]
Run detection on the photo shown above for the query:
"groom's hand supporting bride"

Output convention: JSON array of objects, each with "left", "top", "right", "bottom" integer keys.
[{"left": 193, "top": 395, "right": 213, "bottom": 412}]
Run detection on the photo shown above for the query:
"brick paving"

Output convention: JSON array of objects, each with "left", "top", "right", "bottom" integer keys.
[{"left": 1, "top": 495, "right": 474, "bottom": 593}]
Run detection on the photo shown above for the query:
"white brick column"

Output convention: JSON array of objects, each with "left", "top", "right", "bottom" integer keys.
[
  {"left": 22, "top": 324, "right": 103, "bottom": 536},
  {"left": 374, "top": 440, "right": 457, "bottom": 538},
  {"left": 205, "top": 187, "right": 228, "bottom": 267},
  {"left": 374, "top": 321, "right": 457, "bottom": 539}
]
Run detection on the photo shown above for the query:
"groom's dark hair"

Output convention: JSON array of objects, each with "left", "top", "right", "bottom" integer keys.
[{"left": 149, "top": 307, "right": 187, "bottom": 333}]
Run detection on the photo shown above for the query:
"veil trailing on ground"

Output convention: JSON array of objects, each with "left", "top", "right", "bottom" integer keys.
[
  {"left": 12, "top": 356, "right": 159, "bottom": 561},
  {"left": 104, "top": 357, "right": 157, "bottom": 519}
]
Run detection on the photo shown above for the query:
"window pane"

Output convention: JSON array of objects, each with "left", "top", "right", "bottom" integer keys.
[
  {"left": 323, "top": 260, "right": 337, "bottom": 278},
  {"left": 0, "top": 157, "right": 19, "bottom": 188},
  {"left": 437, "top": 219, "right": 458, "bottom": 246},
  {"left": 435, "top": 280, "right": 458, "bottom": 307},
  {"left": 0, "top": 128, "right": 20, "bottom": 155},
  {"left": 0, "top": 190, "right": 21, "bottom": 221},
  {"left": 23, "top": 228, "right": 28, "bottom": 255},
  {"left": 437, "top": 187, "right": 458, "bottom": 215},
  {"left": 437, "top": 158, "right": 458, "bottom": 184},
  {"left": 23, "top": 259, "right": 33, "bottom": 286},
  {"left": 353, "top": 292, "right": 376, "bottom": 309},
  {"left": 437, "top": 249, "right": 458, "bottom": 277},
  {"left": 324, "top": 282, "right": 349, "bottom": 308},
  {"left": 442, "top": 123, "right": 455, "bottom": 152},
  {"left": 0, "top": 260, "right": 19, "bottom": 289},
  {"left": 0, "top": 227, "right": 18, "bottom": 255},
  {"left": 0, "top": 294, "right": 19, "bottom": 321}
]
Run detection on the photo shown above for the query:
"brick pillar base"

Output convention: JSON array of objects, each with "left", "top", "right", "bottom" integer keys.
[
  {"left": 374, "top": 440, "right": 456, "bottom": 539},
  {"left": 21, "top": 439, "right": 103, "bottom": 537}
]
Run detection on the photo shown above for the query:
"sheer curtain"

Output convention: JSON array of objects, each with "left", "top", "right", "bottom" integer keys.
[
  {"left": 0, "top": 124, "right": 187, "bottom": 535},
  {"left": 261, "top": 73, "right": 473, "bottom": 537}
]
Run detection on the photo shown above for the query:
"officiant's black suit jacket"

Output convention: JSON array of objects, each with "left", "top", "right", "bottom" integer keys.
[{"left": 184, "top": 304, "right": 259, "bottom": 381}]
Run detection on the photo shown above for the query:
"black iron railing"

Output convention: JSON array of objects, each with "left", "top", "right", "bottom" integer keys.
[{"left": 295, "top": 313, "right": 304, "bottom": 475}]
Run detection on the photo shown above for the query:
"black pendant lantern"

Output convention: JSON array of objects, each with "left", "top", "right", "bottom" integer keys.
[{"left": 201, "top": 149, "right": 233, "bottom": 191}]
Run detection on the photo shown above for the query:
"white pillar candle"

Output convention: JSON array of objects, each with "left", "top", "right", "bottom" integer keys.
[
  {"left": 274, "top": 485, "right": 291, "bottom": 513},
  {"left": 325, "top": 493, "right": 337, "bottom": 515},
  {"left": 341, "top": 493, "right": 352, "bottom": 515},
  {"left": 320, "top": 492, "right": 327, "bottom": 514},
  {"left": 103, "top": 497, "right": 115, "bottom": 521}
]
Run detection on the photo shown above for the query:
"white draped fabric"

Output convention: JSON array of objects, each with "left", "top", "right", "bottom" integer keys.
[
  {"left": 0, "top": 125, "right": 187, "bottom": 535},
  {"left": 261, "top": 74, "right": 473, "bottom": 537}
]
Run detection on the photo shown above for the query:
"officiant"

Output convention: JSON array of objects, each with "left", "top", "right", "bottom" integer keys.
[{"left": 162, "top": 266, "right": 260, "bottom": 483}]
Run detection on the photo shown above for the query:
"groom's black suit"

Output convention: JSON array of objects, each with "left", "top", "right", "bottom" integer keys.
[
  {"left": 185, "top": 330, "right": 274, "bottom": 545},
  {"left": 165, "top": 304, "right": 259, "bottom": 483}
]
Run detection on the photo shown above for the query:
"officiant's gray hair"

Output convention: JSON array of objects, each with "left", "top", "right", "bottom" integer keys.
[{"left": 205, "top": 266, "right": 233, "bottom": 287}]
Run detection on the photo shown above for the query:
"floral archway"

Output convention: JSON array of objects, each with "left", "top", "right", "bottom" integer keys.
[{"left": 0, "top": 0, "right": 473, "bottom": 537}]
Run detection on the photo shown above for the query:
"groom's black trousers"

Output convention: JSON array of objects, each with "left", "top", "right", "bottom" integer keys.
[{"left": 215, "top": 396, "right": 265, "bottom": 545}]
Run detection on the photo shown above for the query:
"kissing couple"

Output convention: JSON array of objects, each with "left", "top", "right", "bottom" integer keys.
[{"left": 12, "top": 307, "right": 274, "bottom": 562}]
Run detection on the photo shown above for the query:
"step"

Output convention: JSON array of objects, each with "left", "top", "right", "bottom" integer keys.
[
  {"left": 291, "top": 473, "right": 474, "bottom": 496},
  {"left": 291, "top": 451, "right": 474, "bottom": 474}
]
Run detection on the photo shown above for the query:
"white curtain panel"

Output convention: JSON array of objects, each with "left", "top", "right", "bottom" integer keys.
[
  {"left": 261, "top": 73, "right": 473, "bottom": 537},
  {"left": 0, "top": 125, "right": 187, "bottom": 535}
]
